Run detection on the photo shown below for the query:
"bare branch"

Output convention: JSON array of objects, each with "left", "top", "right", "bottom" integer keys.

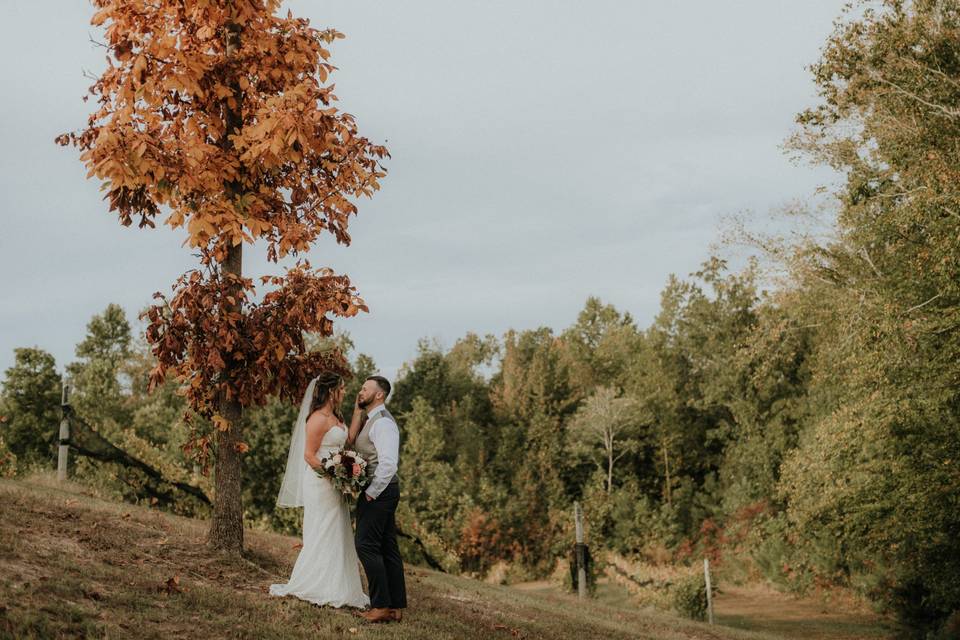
[
  {"left": 900, "top": 56, "right": 960, "bottom": 93},
  {"left": 88, "top": 34, "right": 109, "bottom": 50},
  {"left": 902, "top": 293, "right": 942, "bottom": 316},
  {"left": 872, "top": 72, "right": 960, "bottom": 120},
  {"left": 860, "top": 247, "right": 883, "bottom": 278}
]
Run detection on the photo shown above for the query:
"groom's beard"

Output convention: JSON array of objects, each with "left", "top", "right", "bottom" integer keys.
[{"left": 358, "top": 397, "right": 372, "bottom": 409}]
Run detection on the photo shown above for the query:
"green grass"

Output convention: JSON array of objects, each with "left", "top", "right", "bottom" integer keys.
[{"left": 0, "top": 474, "right": 791, "bottom": 640}]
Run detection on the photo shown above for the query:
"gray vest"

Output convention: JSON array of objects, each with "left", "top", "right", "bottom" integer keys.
[{"left": 356, "top": 407, "right": 399, "bottom": 485}]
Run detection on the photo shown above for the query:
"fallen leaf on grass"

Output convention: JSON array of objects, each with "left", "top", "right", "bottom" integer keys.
[
  {"left": 348, "top": 628, "right": 358, "bottom": 634},
  {"left": 493, "top": 624, "right": 522, "bottom": 637},
  {"left": 291, "top": 542, "right": 303, "bottom": 550},
  {"left": 161, "top": 575, "right": 187, "bottom": 594}
]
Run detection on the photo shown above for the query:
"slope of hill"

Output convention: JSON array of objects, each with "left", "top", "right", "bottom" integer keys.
[{"left": 1, "top": 475, "right": 784, "bottom": 640}]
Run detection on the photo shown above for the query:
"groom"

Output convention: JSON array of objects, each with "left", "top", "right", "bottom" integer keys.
[{"left": 350, "top": 375, "right": 407, "bottom": 623}]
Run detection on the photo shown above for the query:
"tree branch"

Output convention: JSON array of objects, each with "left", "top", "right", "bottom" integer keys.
[
  {"left": 901, "top": 293, "right": 942, "bottom": 316},
  {"left": 872, "top": 73, "right": 960, "bottom": 120}
]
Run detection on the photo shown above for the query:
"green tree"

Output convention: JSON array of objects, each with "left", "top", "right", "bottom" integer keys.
[
  {"left": 66, "top": 304, "right": 133, "bottom": 436},
  {"left": 562, "top": 297, "right": 641, "bottom": 390},
  {"left": 243, "top": 396, "right": 301, "bottom": 534},
  {"left": 0, "top": 348, "right": 62, "bottom": 466},
  {"left": 340, "top": 352, "right": 376, "bottom": 419},
  {"left": 398, "top": 398, "right": 467, "bottom": 568},
  {"left": 780, "top": 1, "right": 960, "bottom": 633},
  {"left": 392, "top": 336, "right": 497, "bottom": 479},
  {"left": 716, "top": 294, "right": 813, "bottom": 514}
]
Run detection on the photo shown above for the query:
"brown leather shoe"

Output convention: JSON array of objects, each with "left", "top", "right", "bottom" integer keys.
[
  {"left": 356, "top": 608, "right": 393, "bottom": 623},
  {"left": 390, "top": 608, "right": 403, "bottom": 622}
]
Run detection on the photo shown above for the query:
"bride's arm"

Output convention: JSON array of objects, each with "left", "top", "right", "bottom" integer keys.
[
  {"left": 346, "top": 401, "right": 364, "bottom": 446},
  {"left": 303, "top": 413, "right": 330, "bottom": 469}
]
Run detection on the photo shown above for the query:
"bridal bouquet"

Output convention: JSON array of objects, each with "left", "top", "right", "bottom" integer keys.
[{"left": 316, "top": 447, "right": 371, "bottom": 498}]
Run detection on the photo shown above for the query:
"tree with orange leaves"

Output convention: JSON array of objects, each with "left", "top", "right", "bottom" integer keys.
[{"left": 57, "top": 0, "right": 388, "bottom": 552}]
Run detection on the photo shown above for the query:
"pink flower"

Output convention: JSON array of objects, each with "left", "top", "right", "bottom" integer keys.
[{"left": 352, "top": 463, "right": 362, "bottom": 477}]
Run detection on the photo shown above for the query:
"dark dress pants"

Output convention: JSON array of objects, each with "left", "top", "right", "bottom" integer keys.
[{"left": 355, "top": 482, "right": 407, "bottom": 609}]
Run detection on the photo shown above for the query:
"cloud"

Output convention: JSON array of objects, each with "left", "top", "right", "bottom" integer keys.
[{"left": 0, "top": 0, "right": 845, "bottom": 380}]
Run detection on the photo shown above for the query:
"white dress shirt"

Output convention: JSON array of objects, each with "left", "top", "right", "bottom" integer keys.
[{"left": 365, "top": 404, "right": 399, "bottom": 500}]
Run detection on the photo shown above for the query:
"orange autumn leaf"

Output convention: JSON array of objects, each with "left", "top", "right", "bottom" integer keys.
[
  {"left": 212, "top": 414, "right": 230, "bottom": 432},
  {"left": 57, "top": 0, "right": 388, "bottom": 262}
]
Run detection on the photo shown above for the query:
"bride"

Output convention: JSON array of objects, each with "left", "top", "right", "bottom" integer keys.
[{"left": 269, "top": 372, "right": 370, "bottom": 609}]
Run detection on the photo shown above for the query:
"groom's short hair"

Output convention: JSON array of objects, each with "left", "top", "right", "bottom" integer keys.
[{"left": 366, "top": 375, "right": 391, "bottom": 399}]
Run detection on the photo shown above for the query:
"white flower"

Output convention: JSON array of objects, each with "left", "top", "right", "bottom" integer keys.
[{"left": 332, "top": 454, "right": 342, "bottom": 464}]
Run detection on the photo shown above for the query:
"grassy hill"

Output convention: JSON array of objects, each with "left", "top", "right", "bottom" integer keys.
[{"left": 0, "top": 475, "right": 845, "bottom": 640}]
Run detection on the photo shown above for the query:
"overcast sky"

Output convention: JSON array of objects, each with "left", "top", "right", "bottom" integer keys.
[{"left": 0, "top": 1, "right": 843, "bottom": 381}]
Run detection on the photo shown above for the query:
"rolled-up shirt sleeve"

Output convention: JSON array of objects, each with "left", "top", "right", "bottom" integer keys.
[{"left": 365, "top": 418, "right": 399, "bottom": 500}]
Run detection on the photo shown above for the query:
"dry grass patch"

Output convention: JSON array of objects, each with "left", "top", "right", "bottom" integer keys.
[{"left": 1, "top": 476, "right": 782, "bottom": 640}]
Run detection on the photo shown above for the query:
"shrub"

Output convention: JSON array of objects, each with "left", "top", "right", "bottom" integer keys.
[
  {"left": 671, "top": 573, "right": 709, "bottom": 621},
  {"left": 0, "top": 435, "right": 17, "bottom": 478}
]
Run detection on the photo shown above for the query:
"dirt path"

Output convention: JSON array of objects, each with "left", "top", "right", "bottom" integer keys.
[
  {"left": 511, "top": 578, "right": 894, "bottom": 640},
  {"left": 713, "top": 584, "right": 893, "bottom": 640}
]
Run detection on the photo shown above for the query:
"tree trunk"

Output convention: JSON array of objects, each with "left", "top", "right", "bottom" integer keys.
[
  {"left": 606, "top": 444, "right": 613, "bottom": 494},
  {"left": 662, "top": 441, "right": 672, "bottom": 507},
  {"left": 207, "top": 22, "right": 245, "bottom": 553},
  {"left": 208, "top": 363, "right": 244, "bottom": 549}
]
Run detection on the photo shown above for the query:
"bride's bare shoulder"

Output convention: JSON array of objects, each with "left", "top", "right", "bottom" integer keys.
[{"left": 306, "top": 410, "right": 335, "bottom": 432}]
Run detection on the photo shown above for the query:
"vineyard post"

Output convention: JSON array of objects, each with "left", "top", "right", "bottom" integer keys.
[
  {"left": 574, "top": 501, "right": 587, "bottom": 600},
  {"left": 57, "top": 384, "right": 70, "bottom": 482},
  {"left": 704, "top": 558, "right": 714, "bottom": 624}
]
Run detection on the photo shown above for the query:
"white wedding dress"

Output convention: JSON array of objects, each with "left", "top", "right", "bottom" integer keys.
[{"left": 269, "top": 424, "right": 370, "bottom": 608}]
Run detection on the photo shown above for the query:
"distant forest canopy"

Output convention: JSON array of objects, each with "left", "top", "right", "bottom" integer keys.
[{"left": 3, "top": 0, "right": 960, "bottom": 636}]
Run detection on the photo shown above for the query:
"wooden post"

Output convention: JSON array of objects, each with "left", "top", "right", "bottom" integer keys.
[
  {"left": 703, "top": 558, "right": 714, "bottom": 624},
  {"left": 57, "top": 384, "right": 70, "bottom": 483},
  {"left": 574, "top": 501, "right": 587, "bottom": 600}
]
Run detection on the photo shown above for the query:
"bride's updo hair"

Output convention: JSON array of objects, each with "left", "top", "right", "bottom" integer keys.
[{"left": 310, "top": 371, "right": 345, "bottom": 422}]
